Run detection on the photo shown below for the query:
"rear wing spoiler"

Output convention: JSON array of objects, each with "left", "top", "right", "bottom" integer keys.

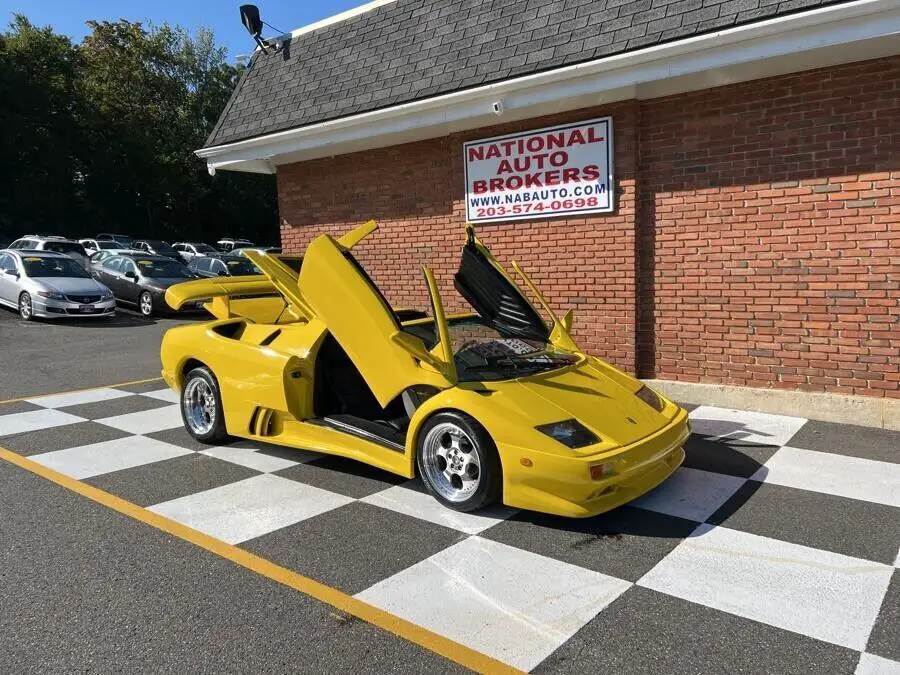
[{"left": 164, "top": 275, "right": 290, "bottom": 321}]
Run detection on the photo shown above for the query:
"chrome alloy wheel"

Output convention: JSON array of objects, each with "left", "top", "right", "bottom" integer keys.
[
  {"left": 421, "top": 422, "right": 482, "bottom": 502},
  {"left": 183, "top": 377, "right": 216, "bottom": 435},
  {"left": 19, "top": 293, "right": 32, "bottom": 320},
  {"left": 139, "top": 292, "right": 153, "bottom": 316}
]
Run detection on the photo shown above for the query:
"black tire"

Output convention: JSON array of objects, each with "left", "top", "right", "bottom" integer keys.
[
  {"left": 18, "top": 292, "right": 34, "bottom": 321},
  {"left": 180, "top": 366, "right": 229, "bottom": 443},
  {"left": 139, "top": 291, "right": 154, "bottom": 317},
  {"left": 416, "top": 411, "right": 501, "bottom": 512}
]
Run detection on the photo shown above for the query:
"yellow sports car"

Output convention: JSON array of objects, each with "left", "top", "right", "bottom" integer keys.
[{"left": 160, "top": 221, "right": 689, "bottom": 518}]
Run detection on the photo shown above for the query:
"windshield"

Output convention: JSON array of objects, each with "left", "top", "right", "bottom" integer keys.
[
  {"left": 22, "top": 256, "right": 91, "bottom": 278},
  {"left": 97, "top": 241, "right": 118, "bottom": 249},
  {"left": 134, "top": 258, "right": 193, "bottom": 278},
  {"left": 150, "top": 242, "right": 179, "bottom": 256},
  {"left": 194, "top": 244, "right": 217, "bottom": 253},
  {"left": 223, "top": 258, "right": 260, "bottom": 275},
  {"left": 44, "top": 242, "right": 86, "bottom": 256},
  {"left": 403, "top": 317, "right": 577, "bottom": 382}
]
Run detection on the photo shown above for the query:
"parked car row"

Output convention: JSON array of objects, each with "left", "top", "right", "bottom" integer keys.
[{"left": 0, "top": 233, "right": 282, "bottom": 321}]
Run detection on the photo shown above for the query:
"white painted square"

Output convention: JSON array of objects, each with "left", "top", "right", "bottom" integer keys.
[
  {"left": 752, "top": 446, "right": 900, "bottom": 509},
  {"left": 0, "top": 409, "right": 85, "bottom": 437},
  {"left": 148, "top": 474, "right": 354, "bottom": 544},
  {"left": 96, "top": 405, "right": 182, "bottom": 434},
  {"left": 29, "top": 436, "right": 192, "bottom": 479},
  {"left": 690, "top": 406, "right": 807, "bottom": 447},
  {"left": 638, "top": 524, "right": 894, "bottom": 650},
  {"left": 361, "top": 482, "right": 515, "bottom": 535},
  {"left": 26, "top": 387, "right": 133, "bottom": 409},
  {"left": 357, "top": 537, "right": 631, "bottom": 671},
  {"left": 630, "top": 466, "right": 746, "bottom": 522},
  {"left": 199, "top": 445, "right": 298, "bottom": 473},
  {"left": 857, "top": 653, "right": 900, "bottom": 675},
  {"left": 138, "top": 388, "right": 180, "bottom": 404}
]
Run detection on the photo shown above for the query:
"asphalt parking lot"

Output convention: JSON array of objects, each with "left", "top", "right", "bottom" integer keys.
[{"left": 1, "top": 315, "right": 898, "bottom": 673}]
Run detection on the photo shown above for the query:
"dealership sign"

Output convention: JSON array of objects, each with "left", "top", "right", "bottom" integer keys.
[{"left": 464, "top": 117, "right": 613, "bottom": 223}]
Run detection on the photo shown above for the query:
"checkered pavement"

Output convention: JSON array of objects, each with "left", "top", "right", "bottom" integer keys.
[{"left": 2, "top": 381, "right": 898, "bottom": 673}]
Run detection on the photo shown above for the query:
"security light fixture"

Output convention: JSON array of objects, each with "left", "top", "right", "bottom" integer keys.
[{"left": 239, "top": 5, "right": 284, "bottom": 55}]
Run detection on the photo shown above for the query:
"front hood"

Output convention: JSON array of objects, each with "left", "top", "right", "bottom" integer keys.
[
  {"left": 493, "top": 362, "right": 667, "bottom": 451},
  {"left": 39, "top": 278, "right": 106, "bottom": 295}
]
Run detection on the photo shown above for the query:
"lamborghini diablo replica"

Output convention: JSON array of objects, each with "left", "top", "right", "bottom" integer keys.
[{"left": 160, "top": 221, "right": 689, "bottom": 518}]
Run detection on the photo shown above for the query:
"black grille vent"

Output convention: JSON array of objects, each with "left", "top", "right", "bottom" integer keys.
[{"left": 66, "top": 295, "right": 101, "bottom": 304}]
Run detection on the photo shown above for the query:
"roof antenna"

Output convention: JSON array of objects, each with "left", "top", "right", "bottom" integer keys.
[{"left": 239, "top": 5, "right": 284, "bottom": 55}]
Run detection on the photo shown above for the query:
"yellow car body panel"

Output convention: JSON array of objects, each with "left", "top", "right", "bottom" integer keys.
[{"left": 160, "top": 221, "right": 689, "bottom": 518}]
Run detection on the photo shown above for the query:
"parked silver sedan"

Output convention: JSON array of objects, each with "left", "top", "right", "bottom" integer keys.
[{"left": 0, "top": 250, "right": 116, "bottom": 320}]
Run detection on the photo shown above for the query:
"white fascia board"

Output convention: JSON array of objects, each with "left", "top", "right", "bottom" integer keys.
[{"left": 198, "top": 0, "right": 900, "bottom": 173}]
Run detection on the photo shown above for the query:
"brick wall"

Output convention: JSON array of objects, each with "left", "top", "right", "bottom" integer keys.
[
  {"left": 640, "top": 57, "right": 900, "bottom": 398},
  {"left": 278, "top": 56, "right": 900, "bottom": 399}
]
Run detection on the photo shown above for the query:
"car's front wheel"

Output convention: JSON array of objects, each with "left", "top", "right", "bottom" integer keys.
[
  {"left": 18, "top": 292, "right": 34, "bottom": 321},
  {"left": 181, "top": 366, "right": 229, "bottom": 443},
  {"left": 139, "top": 291, "right": 154, "bottom": 317},
  {"left": 416, "top": 411, "right": 501, "bottom": 512}
]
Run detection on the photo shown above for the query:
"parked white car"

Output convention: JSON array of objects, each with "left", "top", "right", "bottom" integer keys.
[
  {"left": 0, "top": 250, "right": 115, "bottom": 320},
  {"left": 173, "top": 242, "right": 219, "bottom": 262},
  {"left": 8, "top": 236, "right": 90, "bottom": 271},
  {"left": 79, "top": 238, "right": 125, "bottom": 256}
]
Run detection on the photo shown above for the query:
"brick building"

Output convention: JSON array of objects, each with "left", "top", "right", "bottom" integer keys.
[{"left": 199, "top": 0, "right": 899, "bottom": 427}]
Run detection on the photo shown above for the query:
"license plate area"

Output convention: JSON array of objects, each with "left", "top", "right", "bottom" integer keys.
[{"left": 79, "top": 305, "right": 95, "bottom": 313}]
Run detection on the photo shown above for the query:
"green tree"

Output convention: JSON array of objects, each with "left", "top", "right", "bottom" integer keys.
[
  {"left": 0, "top": 16, "right": 83, "bottom": 237},
  {"left": 0, "top": 16, "right": 277, "bottom": 245}
]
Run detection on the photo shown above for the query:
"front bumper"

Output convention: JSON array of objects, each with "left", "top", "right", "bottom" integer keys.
[
  {"left": 501, "top": 407, "right": 691, "bottom": 518},
  {"left": 33, "top": 296, "right": 116, "bottom": 319}
]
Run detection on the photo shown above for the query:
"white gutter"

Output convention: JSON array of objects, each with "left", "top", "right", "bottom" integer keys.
[{"left": 198, "top": 0, "right": 900, "bottom": 174}]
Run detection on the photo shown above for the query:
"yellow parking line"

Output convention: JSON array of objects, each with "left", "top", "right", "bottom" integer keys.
[
  {"left": 0, "top": 376, "right": 163, "bottom": 405},
  {"left": 0, "top": 446, "right": 522, "bottom": 675}
]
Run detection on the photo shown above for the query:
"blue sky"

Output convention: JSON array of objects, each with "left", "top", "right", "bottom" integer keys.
[{"left": 5, "top": 0, "right": 366, "bottom": 61}]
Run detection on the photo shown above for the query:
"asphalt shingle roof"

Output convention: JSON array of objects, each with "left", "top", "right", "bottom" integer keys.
[{"left": 205, "top": 0, "right": 846, "bottom": 148}]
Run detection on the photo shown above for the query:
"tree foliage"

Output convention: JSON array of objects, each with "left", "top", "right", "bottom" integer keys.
[{"left": 0, "top": 15, "right": 277, "bottom": 244}]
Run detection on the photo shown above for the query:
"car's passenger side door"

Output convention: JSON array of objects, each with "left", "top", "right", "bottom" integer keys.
[{"left": 120, "top": 259, "right": 141, "bottom": 303}]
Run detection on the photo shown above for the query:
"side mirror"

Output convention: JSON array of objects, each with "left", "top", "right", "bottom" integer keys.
[{"left": 125, "top": 270, "right": 137, "bottom": 280}]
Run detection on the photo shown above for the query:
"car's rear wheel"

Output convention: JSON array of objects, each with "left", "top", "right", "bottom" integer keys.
[
  {"left": 417, "top": 411, "right": 501, "bottom": 512},
  {"left": 139, "top": 291, "right": 154, "bottom": 317},
  {"left": 18, "top": 292, "right": 34, "bottom": 321},
  {"left": 181, "top": 366, "right": 229, "bottom": 443}
]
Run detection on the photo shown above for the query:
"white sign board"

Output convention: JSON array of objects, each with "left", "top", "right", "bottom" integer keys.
[{"left": 464, "top": 117, "right": 614, "bottom": 223}]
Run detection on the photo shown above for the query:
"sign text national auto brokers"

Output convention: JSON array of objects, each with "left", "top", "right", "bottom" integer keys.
[{"left": 464, "top": 117, "right": 613, "bottom": 223}]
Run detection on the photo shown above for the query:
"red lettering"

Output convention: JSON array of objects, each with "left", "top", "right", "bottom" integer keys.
[
  {"left": 587, "top": 127, "right": 604, "bottom": 143},
  {"left": 473, "top": 180, "right": 488, "bottom": 194},
  {"left": 489, "top": 178, "right": 505, "bottom": 191},
  {"left": 507, "top": 175, "right": 523, "bottom": 189},
  {"left": 549, "top": 151, "right": 568, "bottom": 167},
  {"left": 485, "top": 145, "right": 501, "bottom": 159},
  {"left": 467, "top": 146, "right": 484, "bottom": 161},
  {"left": 523, "top": 173, "right": 543, "bottom": 188},
  {"left": 567, "top": 129, "right": 586, "bottom": 146},
  {"left": 497, "top": 159, "right": 514, "bottom": 174},
  {"left": 546, "top": 132, "right": 566, "bottom": 150},
  {"left": 562, "top": 167, "right": 580, "bottom": 182},
  {"left": 526, "top": 136, "right": 544, "bottom": 152},
  {"left": 545, "top": 170, "right": 560, "bottom": 186},
  {"left": 582, "top": 164, "right": 600, "bottom": 180}
]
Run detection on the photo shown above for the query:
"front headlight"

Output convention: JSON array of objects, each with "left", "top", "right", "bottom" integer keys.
[
  {"left": 36, "top": 291, "right": 66, "bottom": 301},
  {"left": 535, "top": 419, "right": 599, "bottom": 449},
  {"left": 101, "top": 290, "right": 114, "bottom": 301},
  {"left": 635, "top": 385, "right": 664, "bottom": 412}
]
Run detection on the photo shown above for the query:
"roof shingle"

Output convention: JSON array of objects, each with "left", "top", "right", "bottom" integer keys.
[{"left": 205, "top": 0, "right": 846, "bottom": 148}]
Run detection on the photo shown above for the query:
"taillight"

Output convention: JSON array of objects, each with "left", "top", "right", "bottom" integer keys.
[{"left": 590, "top": 463, "right": 614, "bottom": 480}]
